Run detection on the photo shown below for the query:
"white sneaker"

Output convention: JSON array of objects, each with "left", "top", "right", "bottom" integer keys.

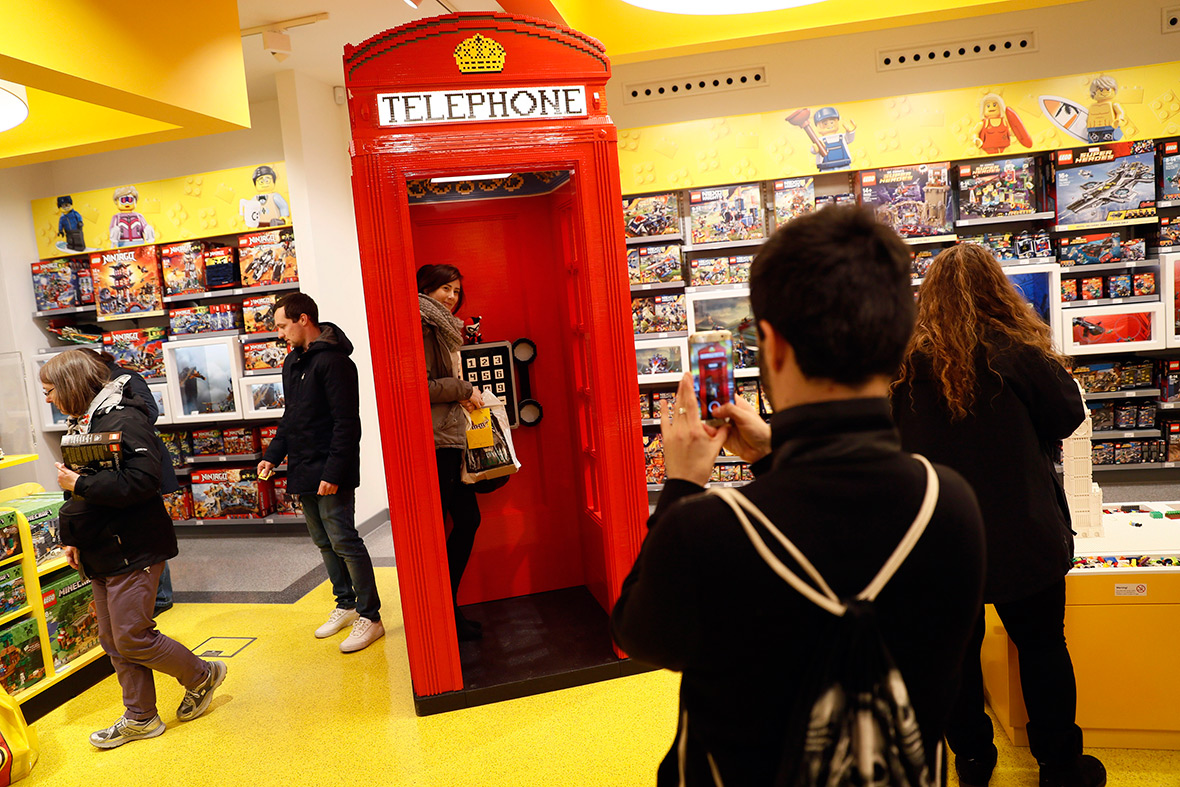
[
  {"left": 340, "top": 617, "right": 385, "bottom": 653},
  {"left": 315, "top": 607, "right": 359, "bottom": 638}
]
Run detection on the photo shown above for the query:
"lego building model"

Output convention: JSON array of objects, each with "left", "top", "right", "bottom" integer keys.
[{"left": 1062, "top": 388, "right": 1104, "bottom": 539}]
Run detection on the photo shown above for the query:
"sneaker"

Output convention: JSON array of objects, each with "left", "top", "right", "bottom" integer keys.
[
  {"left": 177, "top": 660, "right": 227, "bottom": 721},
  {"left": 1039, "top": 754, "right": 1106, "bottom": 787},
  {"left": 315, "top": 607, "right": 359, "bottom": 638},
  {"left": 340, "top": 617, "right": 385, "bottom": 653},
  {"left": 89, "top": 714, "right": 165, "bottom": 749},
  {"left": 956, "top": 750, "right": 998, "bottom": 787}
]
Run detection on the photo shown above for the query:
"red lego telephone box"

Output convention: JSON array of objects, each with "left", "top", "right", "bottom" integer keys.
[{"left": 343, "top": 13, "right": 647, "bottom": 709}]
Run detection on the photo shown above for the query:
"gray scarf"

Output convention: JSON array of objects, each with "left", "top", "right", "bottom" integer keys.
[
  {"left": 419, "top": 293, "right": 464, "bottom": 353},
  {"left": 68, "top": 375, "right": 130, "bottom": 435}
]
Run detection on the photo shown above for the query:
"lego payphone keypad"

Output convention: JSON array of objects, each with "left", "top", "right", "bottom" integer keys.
[{"left": 457, "top": 341, "right": 519, "bottom": 427}]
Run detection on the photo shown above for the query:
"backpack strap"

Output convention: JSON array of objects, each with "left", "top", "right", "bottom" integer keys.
[{"left": 708, "top": 454, "right": 939, "bottom": 616}]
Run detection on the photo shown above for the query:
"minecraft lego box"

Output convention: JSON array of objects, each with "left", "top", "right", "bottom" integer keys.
[
  {"left": 30, "top": 259, "right": 77, "bottom": 311},
  {"left": 89, "top": 246, "right": 164, "bottom": 321},
  {"left": 160, "top": 241, "right": 206, "bottom": 296},
  {"left": 0, "top": 617, "right": 44, "bottom": 694},
  {"left": 860, "top": 163, "right": 954, "bottom": 238},
  {"left": 0, "top": 511, "right": 21, "bottom": 561},
  {"left": 957, "top": 156, "right": 1040, "bottom": 221},
  {"left": 6, "top": 495, "right": 64, "bottom": 565},
  {"left": 239, "top": 228, "right": 298, "bottom": 288},
  {"left": 1054, "top": 140, "right": 1157, "bottom": 228},
  {"left": 243, "top": 339, "right": 288, "bottom": 372},
  {"left": 243, "top": 294, "right": 277, "bottom": 334},
  {"left": 42, "top": 568, "right": 99, "bottom": 669},
  {"left": 103, "top": 326, "right": 166, "bottom": 379},
  {"left": 0, "top": 564, "right": 25, "bottom": 616},
  {"left": 688, "top": 184, "right": 765, "bottom": 245},
  {"left": 204, "top": 245, "right": 239, "bottom": 289},
  {"left": 622, "top": 192, "right": 680, "bottom": 238},
  {"left": 191, "top": 467, "right": 273, "bottom": 519}
]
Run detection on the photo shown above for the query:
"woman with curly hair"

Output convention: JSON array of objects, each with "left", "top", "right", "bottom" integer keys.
[{"left": 891, "top": 243, "right": 1103, "bottom": 787}]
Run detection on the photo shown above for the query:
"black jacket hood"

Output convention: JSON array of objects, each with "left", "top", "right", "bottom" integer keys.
[{"left": 302, "top": 322, "right": 354, "bottom": 358}]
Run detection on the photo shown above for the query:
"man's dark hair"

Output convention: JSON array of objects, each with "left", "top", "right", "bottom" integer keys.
[
  {"left": 416, "top": 264, "right": 466, "bottom": 312},
  {"left": 276, "top": 292, "right": 319, "bottom": 326},
  {"left": 749, "top": 205, "right": 914, "bottom": 385},
  {"left": 253, "top": 165, "right": 278, "bottom": 184},
  {"left": 57, "top": 195, "right": 73, "bottom": 208}
]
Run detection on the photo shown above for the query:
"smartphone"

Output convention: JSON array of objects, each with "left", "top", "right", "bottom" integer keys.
[{"left": 689, "top": 330, "right": 735, "bottom": 424}]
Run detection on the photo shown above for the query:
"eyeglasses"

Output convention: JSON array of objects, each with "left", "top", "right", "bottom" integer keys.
[{"left": 42, "top": 387, "right": 55, "bottom": 397}]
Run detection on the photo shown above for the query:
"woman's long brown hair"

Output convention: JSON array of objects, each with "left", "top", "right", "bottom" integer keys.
[{"left": 895, "top": 243, "right": 1067, "bottom": 420}]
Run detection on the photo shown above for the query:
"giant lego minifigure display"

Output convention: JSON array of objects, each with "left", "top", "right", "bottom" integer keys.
[{"left": 344, "top": 13, "right": 645, "bottom": 711}]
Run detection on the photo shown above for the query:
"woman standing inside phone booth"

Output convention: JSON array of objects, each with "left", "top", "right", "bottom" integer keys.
[{"left": 419, "top": 264, "right": 486, "bottom": 641}]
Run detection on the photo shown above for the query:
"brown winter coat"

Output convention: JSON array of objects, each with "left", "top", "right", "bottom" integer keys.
[{"left": 423, "top": 321, "right": 473, "bottom": 450}]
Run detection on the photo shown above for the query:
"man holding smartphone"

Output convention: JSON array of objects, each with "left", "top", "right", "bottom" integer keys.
[
  {"left": 258, "top": 292, "right": 383, "bottom": 653},
  {"left": 611, "top": 206, "right": 987, "bottom": 787}
]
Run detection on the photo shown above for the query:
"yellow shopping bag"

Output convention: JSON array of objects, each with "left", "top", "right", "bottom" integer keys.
[{"left": 0, "top": 688, "right": 37, "bottom": 784}]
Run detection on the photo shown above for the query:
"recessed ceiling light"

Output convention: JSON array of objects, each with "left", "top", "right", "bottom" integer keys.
[
  {"left": 0, "top": 79, "right": 29, "bottom": 134},
  {"left": 619, "top": 0, "right": 829, "bottom": 13}
]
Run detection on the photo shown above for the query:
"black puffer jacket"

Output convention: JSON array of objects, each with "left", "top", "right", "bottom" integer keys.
[
  {"left": 60, "top": 386, "right": 177, "bottom": 578},
  {"left": 262, "top": 323, "right": 362, "bottom": 495}
]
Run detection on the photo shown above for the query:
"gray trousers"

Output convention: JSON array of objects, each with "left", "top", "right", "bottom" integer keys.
[{"left": 91, "top": 562, "right": 209, "bottom": 721}]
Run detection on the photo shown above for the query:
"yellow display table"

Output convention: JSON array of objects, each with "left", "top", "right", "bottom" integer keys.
[{"left": 982, "top": 503, "right": 1180, "bottom": 749}]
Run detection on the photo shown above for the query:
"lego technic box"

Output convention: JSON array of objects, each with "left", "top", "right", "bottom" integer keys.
[
  {"left": 0, "top": 617, "right": 45, "bottom": 694},
  {"left": 1161, "top": 140, "right": 1180, "bottom": 202},
  {"left": 30, "top": 259, "right": 77, "bottom": 311},
  {"left": 956, "top": 156, "right": 1040, "bottom": 221},
  {"left": 243, "top": 339, "right": 288, "bottom": 372},
  {"left": 243, "top": 294, "right": 278, "bottom": 334},
  {"left": 1054, "top": 140, "right": 1157, "bottom": 228},
  {"left": 688, "top": 184, "right": 765, "bottom": 245},
  {"left": 622, "top": 192, "right": 680, "bottom": 239},
  {"left": 772, "top": 178, "right": 815, "bottom": 227},
  {"left": 89, "top": 246, "right": 164, "bottom": 321},
  {"left": 160, "top": 241, "right": 207, "bottom": 296},
  {"left": 859, "top": 163, "right": 954, "bottom": 238},
  {"left": 191, "top": 467, "right": 273, "bottom": 519},
  {"left": 239, "top": 228, "right": 298, "bottom": 288},
  {"left": 103, "top": 326, "right": 166, "bottom": 379},
  {"left": 631, "top": 294, "right": 687, "bottom": 335},
  {"left": 42, "top": 568, "right": 99, "bottom": 669}
]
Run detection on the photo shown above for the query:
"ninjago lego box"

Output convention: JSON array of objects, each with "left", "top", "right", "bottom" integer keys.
[
  {"left": 0, "top": 617, "right": 45, "bottom": 694},
  {"left": 273, "top": 476, "right": 303, "bottom": 516},
  {"left": 243, "top": 294, "right": 277, "bottom": 334},
  {"left": 244, "top": 340, "right": 288, "bottom": 372},
  {"left": 169, "top": 305, "right": 216, "bottom": 336},
  {"left": 159, "top": 431, "right": 191, "bottom": 467},
  {"left": 222, "top": 426, "right": 259, "bottom": 456},
  {"left": 1053, "top": 140, "right": 1157, "bottom": 228},
  {"left": 0, "top": 565, "right": 25, "bottom": 616},
  {"left": 90, "top": 246, "right": 165, "bottom": 321},
  {"left": 191, "top": 467, "right": 273, "bottom": 519},
  {"left": 69, "top": 256, "right": 94, "bottom": 304},
  {"left": 190, "top": 429, "right": 224, "bottom": 456},
  {"left": 160, "top": 241, "right": 207, "bottom": 296},
  {"left": 859, "top": 163, "right": 954, "bottom": 238},
  {"left": 258, "top": 424, "right": 278, "bottom": 454},
  {"left": 30, "top": 259, "right": 77, "bottom": 311},
  {"left": 162, "top": 486, "right": 193, "bottom": 521},
  {"left": 957, "top": 156, "right": 1040, "bottom": 221},
  {"left": 103, "top": 326, "right": 166, "bottom": 380},
  {"left": 239, "top": 228, "right": 298, "bottom": 288},
  {"left": 42, "top": 568, "right": 99, "bottom": 669},
  {"left": 203, "top": 245, "right": 239, "bottom": 289}
]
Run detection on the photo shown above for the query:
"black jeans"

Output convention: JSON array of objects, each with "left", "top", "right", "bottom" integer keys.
[
  {"left": 946, "top": 577, "right": 1081, "bottom": 767},
  {"left": 435, "top": 448, "right": 482, "bottom": 600}
]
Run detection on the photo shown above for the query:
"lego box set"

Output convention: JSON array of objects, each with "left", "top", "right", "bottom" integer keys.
[
  {"left": 191, "top": 467, "right": 273, "bottom": 519},
  {"left": 103, "top": 327, "right": 166, "bottom": 379},
  {"left": 90, "top": 246, "right": 165, "bottom": 321},
  {"left": 956, "top": 156, "right": 1040, "bottom": 220},
  {"left": 622, "top": 192, "right": 680, "bottom": 238},
  {"left": 239, "top": 228, "right": 298, "bottom": 288},
  {"left": 42, "top": 568, "right": 99, "bottom": 669},
  {"left": 859, "top": 163, "right": 954, "bottom": 238},
  {"left": 160, "top": 241, "right": 207, "bottom": 296},
  {"left": 1054, "top": 140, "right": 1157, "bottom": 228}
]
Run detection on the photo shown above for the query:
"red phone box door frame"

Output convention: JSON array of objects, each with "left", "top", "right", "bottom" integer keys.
[{"left": 344, "top": 12, "right": 646, "bottom": 701}]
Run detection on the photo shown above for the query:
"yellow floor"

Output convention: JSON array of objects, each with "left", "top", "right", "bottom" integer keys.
[{"left": 25, "top": 567, "right": 1180, "bottom": 786}]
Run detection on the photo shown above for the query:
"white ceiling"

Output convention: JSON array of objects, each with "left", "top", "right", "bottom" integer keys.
[{"left": 237, "top": 0, "right": 502, "bottom": 102}]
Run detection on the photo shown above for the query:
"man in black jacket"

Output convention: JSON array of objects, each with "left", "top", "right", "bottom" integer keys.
[
  {"left": 259, "top": 293, "right": 383, "bottom": 653},
  {"left": 611, "top": 206, "right": 988, "bottom": 786}
]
